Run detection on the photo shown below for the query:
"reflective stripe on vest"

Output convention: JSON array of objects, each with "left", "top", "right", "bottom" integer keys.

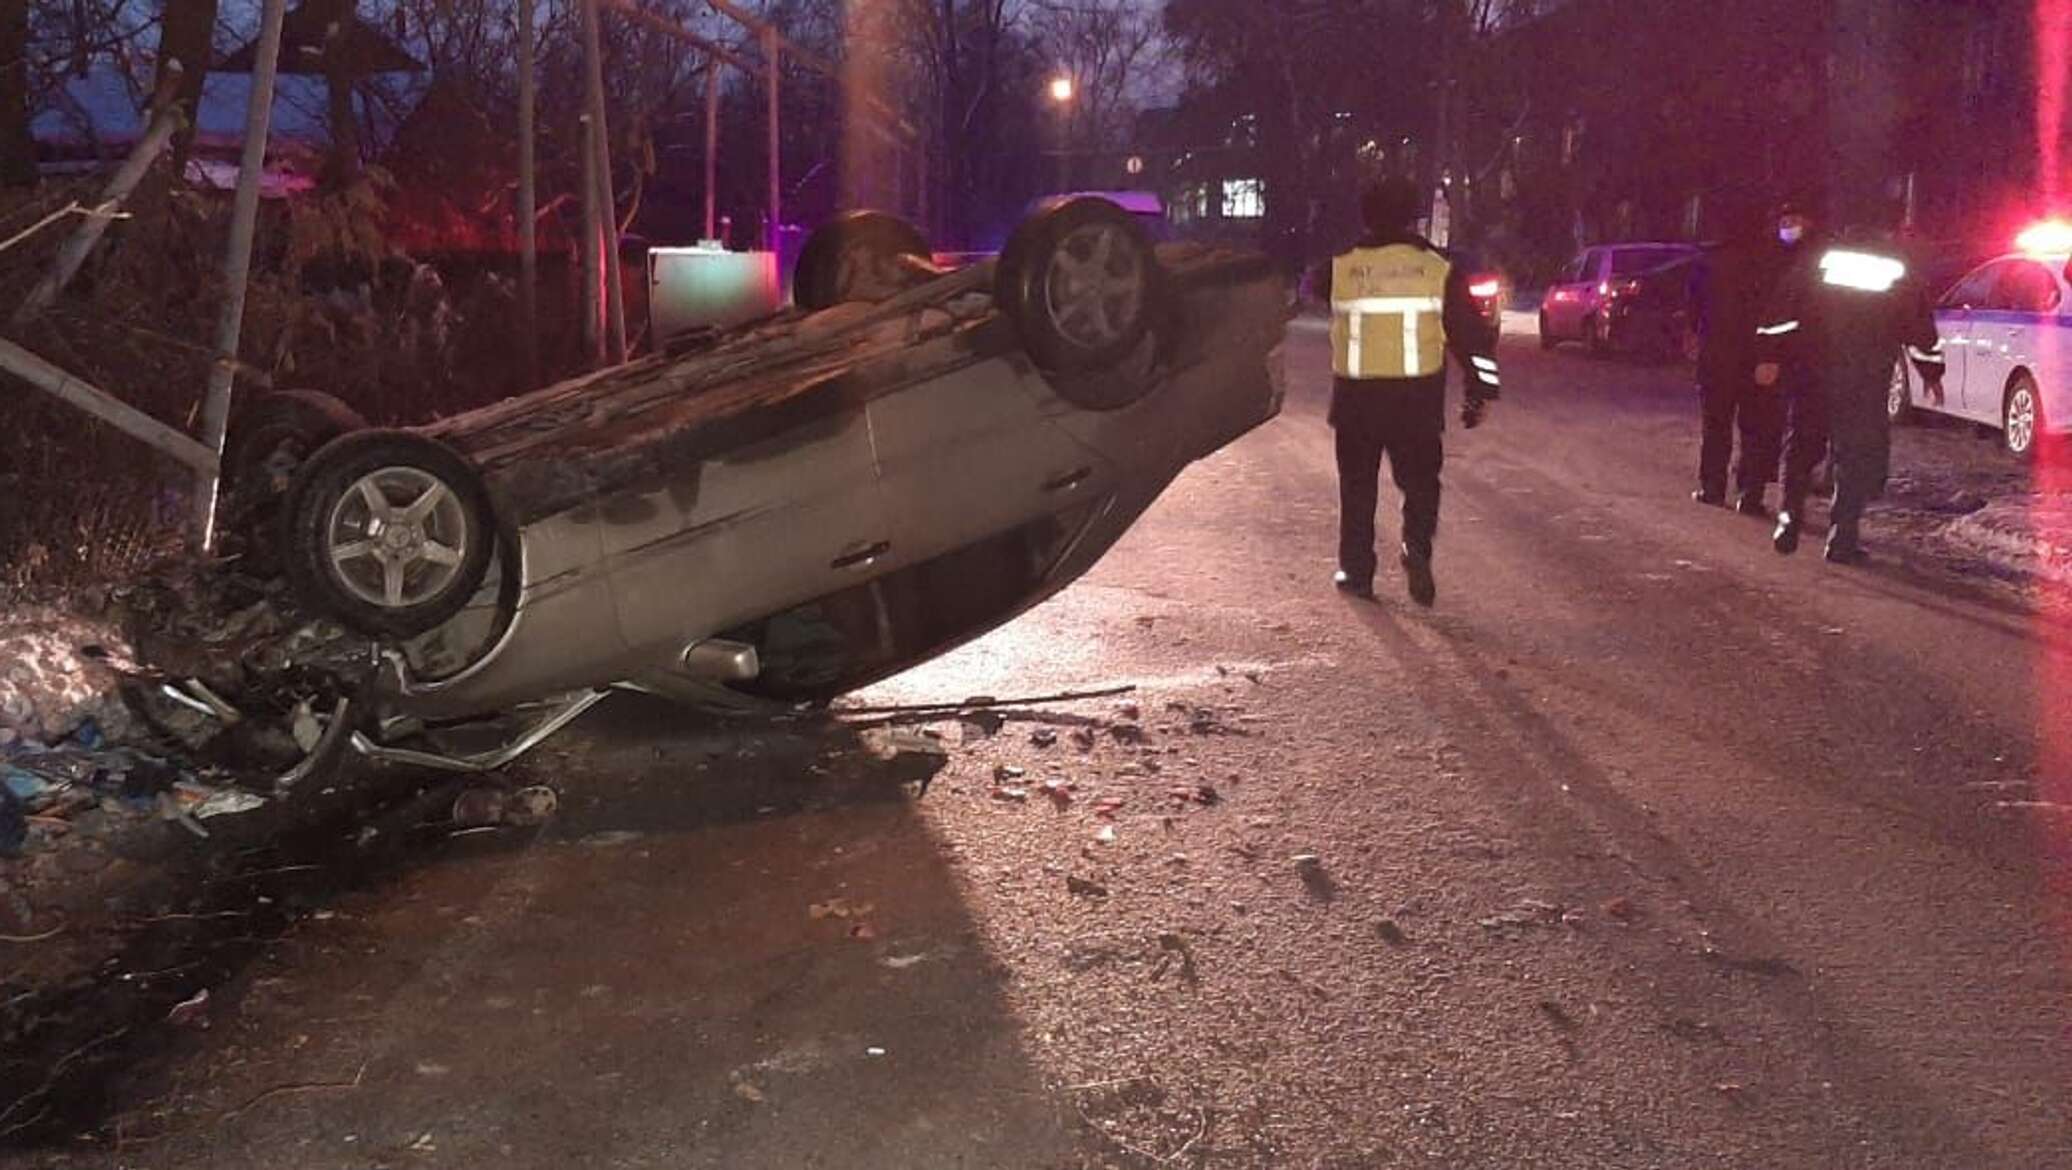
[{"left": 1330, "top": 245, "right": 1451, "bottom": 379}]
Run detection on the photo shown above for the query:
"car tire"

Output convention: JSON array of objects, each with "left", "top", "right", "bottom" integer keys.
[
  {"left": 792, "top": 211, "right": 932, "bottom": 311},
  {"left": 1886, "top": 355, "right": 1916, "bottom": 427},
  {"left": 1585, "top": 313, "right": 1610, "bottom": 357},
  {"left": 2002, "top": 372, "right": 2046, "bottom": 461},
  {"left": 1538, "top": 312, "right": 1557, "bottom": 350},
  {"left": 223, "top": 390, "right": 368, "bottom": 572},
  {"left": 996, "top": 196, "right": 1163, "bottom": 383},
  {"left": 282, "top": 430, "right": 496, "bottom": 639}
]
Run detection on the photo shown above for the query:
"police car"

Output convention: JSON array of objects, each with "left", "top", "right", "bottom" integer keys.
[{"left": 1890, "top": 220, "right": 2072, "bottom": 459}]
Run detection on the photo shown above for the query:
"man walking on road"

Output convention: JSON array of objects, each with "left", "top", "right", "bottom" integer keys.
[
  {"left": 1692, "top": 196, "right": 1792, "bottom": 515},
  {"left": 1316, "top": 177, "right": 1500, "bottom": 605},
  {"left": 1755, "top": 203, "right": 1945, "bottom": 563}
]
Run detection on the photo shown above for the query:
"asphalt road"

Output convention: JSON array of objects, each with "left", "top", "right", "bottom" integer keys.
[{"left": 19, "top": 322, "right": 2072, "bottom": 1169}]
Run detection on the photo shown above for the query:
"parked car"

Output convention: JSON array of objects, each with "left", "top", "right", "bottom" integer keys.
[
  {"left": 221, "top": 199, "right": 1289, "bottom": 776},
  {"left": 1539, "top": 242, "right": 1700, "bottom": 353},
  {"left": 1890, "top": 222, "right": 2072, "bottom": 459}
]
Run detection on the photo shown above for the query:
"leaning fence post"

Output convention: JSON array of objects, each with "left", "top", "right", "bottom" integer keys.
[
  {"left": 9, "top": 100, "right": 184, "bottom": 327},
  {"left": 191, "top": 0, "right": 287, "bottom": 554}
]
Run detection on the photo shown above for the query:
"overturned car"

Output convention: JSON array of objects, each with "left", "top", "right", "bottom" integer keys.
[{"left": 217, "top": 199, "right": 1288, "bottom": 776}]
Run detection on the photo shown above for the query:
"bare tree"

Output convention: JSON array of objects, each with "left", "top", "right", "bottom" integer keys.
[
  {"left": 1, "top": 0, "right": 32, "bottom": 185},
  {"left": 1027, "top": 0, "right": 1160, "bottom": 159}
]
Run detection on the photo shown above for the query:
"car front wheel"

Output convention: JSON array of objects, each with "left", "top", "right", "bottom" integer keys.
[
  {"left": 283, "top": 431, "right": 497, "bottom": 639},
  {"left": 2003, "top": 372, "right": 2046, "bottom": 461}
]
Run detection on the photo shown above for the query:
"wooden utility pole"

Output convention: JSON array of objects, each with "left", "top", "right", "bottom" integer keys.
[
  {"left": 516, "top": 0, "right": 539, "bottom": 387},
  {"left": 704, "top": 65, "right": 720, "bottom": 241},
  {"left": 764, "top": 25, "right": 780, "bottom": 254},
  {"left": 578, "top": 109, "right": 602, "bottom": 365},
  {"left": 193, "top": 0, "right": 286, "bottom": 552},
  {"left": 580, "top": 0, "right": 625, "bottom": 362}
]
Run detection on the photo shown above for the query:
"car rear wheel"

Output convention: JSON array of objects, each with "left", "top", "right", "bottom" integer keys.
[
  {"left": 1886, "top": 356, "right": 1916, "bottom": 426},
  {"left": 2003, "top": 372, "right": 2045, "bottom": 461},
  {"left": 222, "top": 390, "right": 368, "bottom": 572},
  {"left": 997, "top": 197, "right": 1162, "bottom": 387},
  {"left": 792, "top": 211, "right": 933, "bottom": 311},
  {"left": 1538, "top": 312, "right": 1557, "bottom": 350},
  {"left": 283, "top": 430, "right": 496, "bottom": 639}
]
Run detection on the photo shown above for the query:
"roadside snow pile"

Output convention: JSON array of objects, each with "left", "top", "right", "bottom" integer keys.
[
  {"left": 1939, "top": 495, "right": 2072, "bottom": 585},
  {"left": 0, "top": 569, "right": 365, "bottom": 857},
  {"left": 0, "top": 605, "right": 138, "bottom": 746}
]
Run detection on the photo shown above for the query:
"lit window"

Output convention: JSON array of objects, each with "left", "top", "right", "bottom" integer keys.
[{"left": 1221, "top": 179, "right": 1264, "bottom": 219}]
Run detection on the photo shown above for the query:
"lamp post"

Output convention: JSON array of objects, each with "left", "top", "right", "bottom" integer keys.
[{"left": 1048, "top": 74, "right": 1074, "bottom": 192}]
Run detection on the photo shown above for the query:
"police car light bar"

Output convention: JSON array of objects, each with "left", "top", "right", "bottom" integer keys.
[
  {"left": 1818, "top": 249, "right": 1906, "bottom": 293},
  {"left": 2016, "top": 219, "right": 2072, "bottom": 256}
]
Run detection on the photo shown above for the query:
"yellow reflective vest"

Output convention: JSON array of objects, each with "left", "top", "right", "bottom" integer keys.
[{"left": 1330, "top": 245, "right": 1451, "bottom": 380}]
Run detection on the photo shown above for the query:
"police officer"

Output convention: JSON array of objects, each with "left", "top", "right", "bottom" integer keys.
[
  {"left": 1691, "top": 195, "right": 1795, "bottom": 515},
  {"left": 1316, "top": 177, "right": 1499, "bottom": 605},
  {"left": 1755, "top": 204, "right": 1944, "bottom": 563}
]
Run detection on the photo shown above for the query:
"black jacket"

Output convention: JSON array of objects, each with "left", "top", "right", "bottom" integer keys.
[
  {"left": 1694, "top": 237, "right": 1797, "bottom": 387},
  {"left": 1755, "top": 237, "right": 1944, "bottom": 392}
]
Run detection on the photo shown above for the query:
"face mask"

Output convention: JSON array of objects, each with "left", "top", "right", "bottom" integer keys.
[{"left": 1779, "top": 224, "right": 1805, "bottom": 245}]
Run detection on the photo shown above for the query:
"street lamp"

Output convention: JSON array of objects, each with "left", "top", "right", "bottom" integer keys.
[{"left": 1047, "top": 75, "right": 1075, "bottom": 190}]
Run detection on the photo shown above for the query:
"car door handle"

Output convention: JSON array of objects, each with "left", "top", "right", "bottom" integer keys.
[
  {"left": 831, "top": 541, "right": 890, "bottom": 570},
  {"left": 1043, "top": 466, "right": 1093, "bottom": 493}
]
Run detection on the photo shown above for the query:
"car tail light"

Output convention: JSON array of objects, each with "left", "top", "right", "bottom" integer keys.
[
  {"left": 1604, "top": 279, "right": 1641, "bottom": 299},
  {"left": 1468, "top": 278, "right": 1502, "bottom": 299}
]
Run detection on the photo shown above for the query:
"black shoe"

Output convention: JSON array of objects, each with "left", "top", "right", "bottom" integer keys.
[
  {"left": 1400, "top": 547, "right": 1436, "bottom": 607},
  {"left": 1772, "top": 513, "right": 1800, "bottom": 555},
  {"left": 1824, "top": 542, "right": 1870, "bottom": 565},
  {"left": 1692, "top": 489, "right": 1725, "bottom": 507},
  {"left": 1333, "top": 569, "right": 1375, "bottom": 599},
  {"left": 1735, "top": 493, "right": 1771, "bottom": 519}
]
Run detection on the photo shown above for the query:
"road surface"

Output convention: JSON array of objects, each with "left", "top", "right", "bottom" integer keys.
[{"left": 11, "top": 321, "right": 2072, "bottom": 1169}]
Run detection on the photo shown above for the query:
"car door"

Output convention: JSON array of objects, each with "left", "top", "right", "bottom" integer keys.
[
  {"left": 1972, "top": 258, "right": 2061, "bottom": 419},
  {"left": 867, "top": 355, "right": 1114, "bottom": 573},
  {"left": 1931, "top": 261, "right": 2001, "bottom": 420},
  {"left": 1546, "top": 252, "right": 1594, "bottom": 337},
  {"left": 599, "top": 401, "right": 893, "bottom": 656}
]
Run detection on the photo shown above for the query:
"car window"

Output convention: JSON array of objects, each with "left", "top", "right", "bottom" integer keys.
[
  {"left": 1999, "top": 260, "right": 2061, "bottom": 313},
  {"left": 1609, "top": 247, "right": 1690, "bottom": 276},
  {"left": 1564, "top": 253, "right": 1591, "bottom": 283},
  {"left": 1940, "top": 261, "right": 2006, "bottom": 309}
]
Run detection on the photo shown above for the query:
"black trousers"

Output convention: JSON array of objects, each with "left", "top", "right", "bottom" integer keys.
[
  {"left": 1335, "top": 420, "right": 1443, "bottom": 582},
  {"left": 1697, "top": 376, "right": 1782, "bottom": 498},
  {"left": 1780, "top": 377, "right": 1887, "bottom": 544}
]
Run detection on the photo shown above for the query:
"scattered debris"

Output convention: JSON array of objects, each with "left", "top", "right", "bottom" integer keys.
[
  {"left": 1042, "top": 778, "right": 1076, "bottom": 809},
  {"left": 807, "top": 897, "right": 874, "bottom": 920},
  {"left": 994, "top": 764, "right": 1027, "bottom": 781},
  {"left": 1091, "top": 796, "right": 1126, "bottom": 819},
  {"left": 733, "top": 1080, "right": 767, "bottom": 1103},
  {"left": 1066, "top": 875, "right": 1110, "bottom": 899},
  {"left": 451, "top": 787, "right": 507, "bottom": 829},
  {"left": 1536, "top": 1000, "right": 1577, "bottom": 1030},
  {"left": 991, "top": 784, "right": 1030, "bottom": 802},
  {"left": 1478, "top": 899, "right": 1566, "bottom": 932},
  {"left": 1070, "top": 727, "right": 1099, "bottom": 750},
  {"left": 1375, "top": 918, "right": 1408, "bottom": 945},
  {"left": 1029, "top": 728, "right": 1058, "bottom": 748},
  {"left": 1602, "top": 895, "right": 1638, "bottom": 922},
  {"left": 165, "top": 988, "right": 210, "bottom": 1028},
  {"left": 1093, "top": 824, "right": 1117, "bottom": 845}
]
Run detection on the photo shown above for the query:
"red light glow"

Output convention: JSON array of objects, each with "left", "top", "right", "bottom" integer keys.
[
  {"left": 1468, "top": 279, "right": 1501, "bottom": 298},
  {"left": 2016, "top": 219, "right": 2072, "bottom": 256}
]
